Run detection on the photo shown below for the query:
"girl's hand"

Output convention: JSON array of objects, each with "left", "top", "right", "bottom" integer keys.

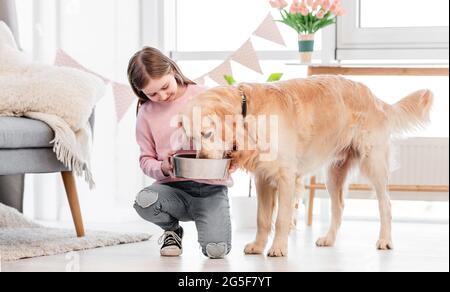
[
  {"left": 161, "top": 151, "right": 176, "bottom": 177},
  {"left": 229, "top": 161, "right": 237, "bottom": 174}
]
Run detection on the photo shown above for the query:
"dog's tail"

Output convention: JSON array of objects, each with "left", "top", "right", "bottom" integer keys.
[{"left": 387, "top": 89, "right": 434, "bottom": 134}]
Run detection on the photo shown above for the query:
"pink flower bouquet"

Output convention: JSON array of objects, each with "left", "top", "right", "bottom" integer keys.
[
  {"left": 269, "top": 0, "right": 345, "bottom": 35},
  {"left": 269, "top": 0, "right": 345, "bottom": 63}
]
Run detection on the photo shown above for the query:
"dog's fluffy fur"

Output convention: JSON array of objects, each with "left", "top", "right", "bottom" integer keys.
[{"left": 181, "top": 76, "right": 433, "bottom": 257}]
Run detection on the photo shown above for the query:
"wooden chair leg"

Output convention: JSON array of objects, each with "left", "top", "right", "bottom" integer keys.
[
  {"left": 307, "top": 176, "right": 316, "bottom": 226},
  {"left": 61, "top": 171, "right": 85, "bottom": 237}
]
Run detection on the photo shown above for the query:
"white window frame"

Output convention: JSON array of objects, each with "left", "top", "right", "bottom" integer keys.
[
  {"left": 142, "top": 0, "right": 335, "bottom": 62},
  {"left": 141, "top": 0, "right": 176, "bottom": 54},
  {"left": 337, "top": 0, "right": 449, "bottom": 60}
]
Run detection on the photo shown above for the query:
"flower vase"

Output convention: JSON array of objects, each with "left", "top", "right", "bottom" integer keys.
[{"left": 298, "top": 34, "right": 315, "bottom": 64}]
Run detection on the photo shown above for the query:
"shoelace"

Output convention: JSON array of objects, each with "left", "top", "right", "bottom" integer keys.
[{"left": 158, "top": 231, "right": 182, "bottom": 246}]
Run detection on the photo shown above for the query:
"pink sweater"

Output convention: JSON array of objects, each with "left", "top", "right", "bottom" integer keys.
[{"left": 136, "top": 84, "right": 233, "bottom": 187}]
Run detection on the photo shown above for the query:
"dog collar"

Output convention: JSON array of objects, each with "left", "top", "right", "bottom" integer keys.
[{"left": 238, "top": 86, "right": 248, "bottom": 119}]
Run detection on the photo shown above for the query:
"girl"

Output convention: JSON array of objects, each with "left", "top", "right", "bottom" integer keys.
[{"left": 128, "top": 47, "right": 234, "bottom": 259}]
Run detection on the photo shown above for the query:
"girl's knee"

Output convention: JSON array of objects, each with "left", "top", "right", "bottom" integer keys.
[
  {"left": 133, "top": 187, "right": 161, "bottom": 220},
  {"left": 201, "top": 242, "right": 232, "bottom": 259},
  {"left": 135, "top": 187, "right": 159, "bottom": 209}
]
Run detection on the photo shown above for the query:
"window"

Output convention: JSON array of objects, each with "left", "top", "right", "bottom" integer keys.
[
  {"left": 337, "top": 0, "right": 449, "bottom": 60},
  {"left": 360, "top": 0, "right": 449, "bottom": 28},
  {"left": 173, "top": 0, "right": 325, "bottom": 61}
]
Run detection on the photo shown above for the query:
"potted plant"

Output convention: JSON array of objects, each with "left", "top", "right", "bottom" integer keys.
[
  {"left": 224, "top": 73, "right": 283, "bottom": 86},
  {"left": 269, "top": 0, "right": 345, "bottom": 63}
]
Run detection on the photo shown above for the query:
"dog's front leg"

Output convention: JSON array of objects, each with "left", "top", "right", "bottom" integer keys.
[
  {"left": 244, "top": 175, "right": 276, "bottom": 255},
  {"left": 267, "top": 174, "right": 296, "bottom": 257}
]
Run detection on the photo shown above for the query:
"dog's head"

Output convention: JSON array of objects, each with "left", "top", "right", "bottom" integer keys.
[{"left": 178, "top": 85, "right": 253, "bottom": 160}]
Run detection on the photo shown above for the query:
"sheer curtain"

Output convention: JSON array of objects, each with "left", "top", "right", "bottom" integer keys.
[
  {"left": 0, "top": 0, "right": 20, "bottom": 44},
  {"left": 16, "top": 0, "right": 146, "bottom": 223}
]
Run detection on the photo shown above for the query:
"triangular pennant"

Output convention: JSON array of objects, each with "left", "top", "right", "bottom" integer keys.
[
  {"left": 55, "top": 49, "right": 110, "bottom": 84},
  {"left": 231, "top": 40, "right": 263, "bottom": 74},
  {"left": 208, "top": 60, "right": 233, "bottom": 86},
  {"left": 112, "top": 82, "right": 136, "bottom": 122},
  {"left": 194, "top": 76, "right": 206, "bottom": 85},
  {"left": 254, "top": 13, "right": 286, "bottom": 46}
]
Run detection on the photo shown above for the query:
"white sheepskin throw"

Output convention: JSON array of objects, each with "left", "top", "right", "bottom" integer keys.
[{"left": 0, "top": 22, "right": 105, "bottom": 188}]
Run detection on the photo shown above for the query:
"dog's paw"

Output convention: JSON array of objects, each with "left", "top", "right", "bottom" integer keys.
[
  {"left": 376, "top": 239, "right": 394, "bottom": 250},
  {"left": 315, "top": 235, "right": 336, "bottom": 247},
  {"left": 267, "top": 245, "right": 288, "bottom": 257},
  {"left": 244, "top": 242, "right": 266, "bottom": 255}
]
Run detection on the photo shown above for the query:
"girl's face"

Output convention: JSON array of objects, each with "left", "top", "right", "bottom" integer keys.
[{"left": 142, "top": 73, "right": 179, "bottom": 103}]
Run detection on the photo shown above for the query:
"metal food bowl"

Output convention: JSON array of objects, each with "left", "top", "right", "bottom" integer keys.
[{"left": 172, "top": 153, "right": 231, "bottom": 180}]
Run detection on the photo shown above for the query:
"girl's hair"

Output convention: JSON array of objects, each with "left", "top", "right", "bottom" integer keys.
[{"left": 127, "top": 47, "right": 196, "bottom": 115}]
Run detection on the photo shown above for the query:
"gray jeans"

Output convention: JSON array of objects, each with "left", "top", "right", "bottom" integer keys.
[{"left": 134, "top": 181, "right": 232, "bottom": 257}]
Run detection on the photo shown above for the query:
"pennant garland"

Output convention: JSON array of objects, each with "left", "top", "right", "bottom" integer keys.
[
  {"left": 201, "top": 12, "right": 286, "bottom": 85},
  {"left": 54, "top": 49, "right": 135, "bottom": 122},
  {"left": 112, "top": 82, "right": 136, "bottom": 122},
  {"left": 208, "top": 60, "right": 233, "bottom": 86},
  {"left": 194, "top": 76, "right": 206, "bottom": 85},
  {"left": 231, "top": 40, "right": 264, "bottom": 74},
  {"left": 55, "top": 49, "right": 110, "bottom": 84},
  {"left": 54, "top": 12, "right": 286, "bottom": 121},
  {"left": 254, "top": 13, "right": 286, "bottom": 46}
]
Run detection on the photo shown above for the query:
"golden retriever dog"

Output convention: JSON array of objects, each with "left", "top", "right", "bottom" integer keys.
[{"left": 178, "top": 75, "right": 433, "bottom": 257}]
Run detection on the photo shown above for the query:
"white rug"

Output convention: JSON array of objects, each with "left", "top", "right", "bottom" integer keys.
[{"left": 0, "top": 203, "right": 151, "bottom": 262}]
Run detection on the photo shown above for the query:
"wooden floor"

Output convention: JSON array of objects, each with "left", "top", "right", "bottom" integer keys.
[{"left": 2, "top": 220, "right": 448, "bottom": 272}]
